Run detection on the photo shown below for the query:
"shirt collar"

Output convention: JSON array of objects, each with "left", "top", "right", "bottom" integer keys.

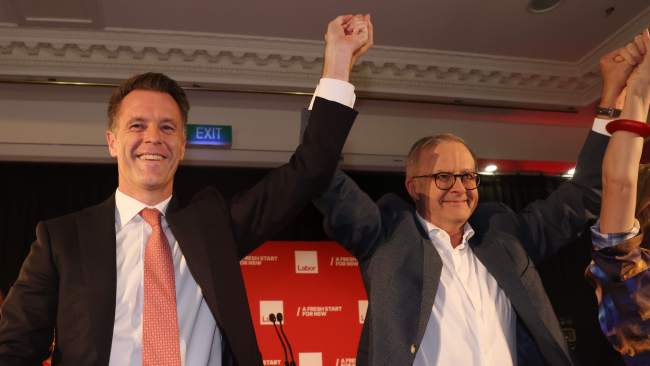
[
  {"left": 114, "top": 188, "right": 172, "bottom": 231},
  {"left": 415, "top": 211, "right": 475, "bottom": 252}
]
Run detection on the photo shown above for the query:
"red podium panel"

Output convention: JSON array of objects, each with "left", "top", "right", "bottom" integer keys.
[{"left": 241, "top": 241, "right": 367, "bottom": 366}]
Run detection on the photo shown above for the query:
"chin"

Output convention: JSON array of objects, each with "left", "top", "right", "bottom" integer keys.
[{"left": 138, "top": 177, "right": 167, "bottom": 189}]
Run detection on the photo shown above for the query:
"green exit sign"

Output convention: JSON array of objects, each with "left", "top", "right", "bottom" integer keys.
[{"left": 186, "top": 124, "right": 232, "bottom": 148}]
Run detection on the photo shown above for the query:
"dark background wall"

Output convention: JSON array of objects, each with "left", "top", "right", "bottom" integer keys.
[{"left": 0, "top": 161, "right": 624, "bottom": 365}]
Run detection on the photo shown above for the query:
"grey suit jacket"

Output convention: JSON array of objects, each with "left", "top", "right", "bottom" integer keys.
[{"left": 314, "top": 131, "right": 608, "bottom": 366}]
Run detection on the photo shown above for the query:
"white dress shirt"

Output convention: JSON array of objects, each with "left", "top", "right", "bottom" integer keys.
[
  {"left": 413, "top": 214, "right": 517, "bottom": 366},
  {"left": 109, "top": 189, "right": 222, "bottom": 366}
]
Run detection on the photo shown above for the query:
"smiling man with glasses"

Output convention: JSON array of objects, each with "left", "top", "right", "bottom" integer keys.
[{"left": 314, "top": 125, "right": 608, "bottom": 365}]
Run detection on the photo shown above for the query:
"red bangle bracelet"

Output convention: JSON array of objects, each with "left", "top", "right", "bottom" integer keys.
[{"left": 606, "top": 119, "right": 650, "bottom": 138}]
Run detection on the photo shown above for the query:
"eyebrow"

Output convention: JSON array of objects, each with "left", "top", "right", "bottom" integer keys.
[
  {"left": 127, "top": 116, "right": 178, "bottom": 124},
  {"left": 127, "top": 116, "right": 146, "bottom": 123},
  {"left": 432, "top": 169, "right": 477, "bottom": 174}
]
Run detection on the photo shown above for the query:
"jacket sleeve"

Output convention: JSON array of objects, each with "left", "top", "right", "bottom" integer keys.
[
  {"left": 228, "top": 97, "right": 356, "bottom": 258},
  {"left": 0, "top": 222, "right": 57, "bottom": 365},
  {"left": 509, "top": 131, "right": 609, "bottom": 264},
  {"left": 313, "top": 170, "right": 387, "bottom": 261}
]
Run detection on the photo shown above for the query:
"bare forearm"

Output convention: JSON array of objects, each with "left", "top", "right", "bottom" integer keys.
[{"left": 601, "top": 82, "right": 650, "bottom": 233}]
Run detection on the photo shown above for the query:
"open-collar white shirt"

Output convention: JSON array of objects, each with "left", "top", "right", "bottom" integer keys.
[{"left": 413, "top": 213, "right": 517, "bottom": 366}]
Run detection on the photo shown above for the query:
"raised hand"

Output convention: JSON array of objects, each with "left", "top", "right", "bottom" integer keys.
[
  {"left": 344, "top": 14, "right": 374, "bottom": 67},
  {"left": 599, "top": 41, "right": 638, "bottom": 108},
  {"left": 322, "top": 14, "right": 373, "bottom": 81},
  {"left": 626, "top": 29, "right": 650, "bottom": 91},
  {"left": 600, "top": 30, "right": 650, "bottom": 234}
]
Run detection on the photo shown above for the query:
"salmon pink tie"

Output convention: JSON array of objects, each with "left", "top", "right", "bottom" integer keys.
[{"left": 140, "top": 208, "right": 181, "bottom": 366}]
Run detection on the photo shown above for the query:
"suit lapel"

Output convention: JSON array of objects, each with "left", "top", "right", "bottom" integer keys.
[
  {"left": 470, "top": 235, "right": 572, "bottom": 365},
  {"left": 469, "top": 236, "right": 532, "bottom": 304},
  {"left": 415, "top": 237, "right": 442, "bottom": 345},
  {"left": 165, "top": 198, "right": 222, "bottom": 326},
  {"left": 469, "top": 235, "right": 563, "bottom": 358},
  {"left": 469, "top": 236, "right": 539, "bottom": 328},
  {"left": 412, "top": 213, "right": 443, "bottom": 348},
  {"left": 76, "top": 195, "right": 117, "bottom": 365}
]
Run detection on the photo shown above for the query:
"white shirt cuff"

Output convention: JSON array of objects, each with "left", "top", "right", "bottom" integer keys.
[
  {"left": 308, "top": 78, "right": 356, "bottom": 110},
  {"left": 592, "top": 117, "right": 613, "bottom": 136}
]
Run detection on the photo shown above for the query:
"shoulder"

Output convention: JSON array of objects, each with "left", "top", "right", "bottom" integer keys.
[
  {"left": 471, "top": 202, "right": 511, "bottom": 220},
  {"left": 176, "top": 187, "right": 228, "bottom": 214},
  {"left": 469, "top": 202, "right": 516, "bottom": 233},
  {"left": 43, "top": 196, "right": 113, "bottom": 229},
  {"left": 377, "top": 193, "right": 414, "bottom": 217},
  {"left": 376, "top": 193, "right": 420, "bottom": 232},
  {"left": 191, "top": 186, "right": 224, "bottom": 202}
]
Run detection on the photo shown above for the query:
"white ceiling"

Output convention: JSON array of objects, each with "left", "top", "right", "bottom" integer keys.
[
  {"left": 0, "top": 0, "right": 649, "bottom": 109},
  {"left": 1, "top": 0, "right": 649, "bottom": 170},
  {"left": 1, "top": 0, "right": 648, "bottom": 61}
]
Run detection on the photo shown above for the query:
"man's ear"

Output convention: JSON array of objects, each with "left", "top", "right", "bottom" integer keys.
[
  {"left": 179, "top": 135, "right": 187, "bottom": 161},
  {"left": 405, "top": 178, "right": 418, "bottom": 201},
  {"left": 106, "top": 130, "right": 117, "bottom": 158}
]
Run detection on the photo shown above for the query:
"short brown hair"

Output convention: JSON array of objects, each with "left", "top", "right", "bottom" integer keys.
[
  {"left": 107, "top": 72, "right": 189, "bottom": 131},
  {"left": 405, "top": 133, "right": 477, "bottom": 178}
]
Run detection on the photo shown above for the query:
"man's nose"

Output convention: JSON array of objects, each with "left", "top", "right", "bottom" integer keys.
[
  {"left": 143, "top": 124, "right": 162, "bottom": 143},
  {"left": 449, "top": 176, "right": 466, "bottom": 192}
]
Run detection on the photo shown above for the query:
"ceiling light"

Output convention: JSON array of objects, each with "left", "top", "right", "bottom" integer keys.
[
  {"left": 484, "top": 164, "right": 498, "bottom": 173},
  {"left": 527, "top": 0, "right": 563, "bottom": 13},
  {"left": 562, "top": 167, "right": 575, "bottom": 178}
]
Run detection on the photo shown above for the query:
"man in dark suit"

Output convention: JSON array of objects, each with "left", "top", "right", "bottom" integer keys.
[
  {"left": 314, "top": 92, "right": 609, "bottom": 364},
  {"left": 0, "top": 14, "right": 372, "bottom": 366}
]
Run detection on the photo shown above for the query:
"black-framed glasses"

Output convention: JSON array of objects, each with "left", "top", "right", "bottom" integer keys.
[{"left": 412, "top": 172, "right": 480, "bottom": 190}]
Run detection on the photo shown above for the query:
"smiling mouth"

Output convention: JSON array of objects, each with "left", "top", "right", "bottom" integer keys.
[
  {"left": 137, "top": 153, "right": 166, "bottom": 161},
  {"left": 441, "top": 200, "right": 469, "bottom": 205}
]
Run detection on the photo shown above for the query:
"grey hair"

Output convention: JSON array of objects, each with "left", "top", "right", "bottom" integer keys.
[{"left": 405, "top": 133, "right": 477, "bottom": 178}]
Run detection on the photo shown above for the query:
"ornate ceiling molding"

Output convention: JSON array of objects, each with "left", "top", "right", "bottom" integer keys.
[{"left": 0, "top": 6, "right": 648, "bottom": 108}]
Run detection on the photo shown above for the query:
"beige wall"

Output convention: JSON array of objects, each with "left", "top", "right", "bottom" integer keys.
[{"left": 0, "top": 82, "right": 596, "bottom": 171}]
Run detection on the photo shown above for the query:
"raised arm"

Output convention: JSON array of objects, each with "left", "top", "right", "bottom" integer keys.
[
  {"left": 601, "top": 30, "right": 650, "bottom": 233},
  {"left": 509, "top": 34, "right": 650, "bottom": 264},
  {"left": 587, "top": 30, "right": 650, "bottom": 360},
  {"left": 229, "top": 14, "right": 373, "bottom": 257}
]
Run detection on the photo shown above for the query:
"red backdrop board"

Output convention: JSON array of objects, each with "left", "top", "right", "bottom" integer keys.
[{"left": 241, "top": 241, "right": 367, "bottom": 366}]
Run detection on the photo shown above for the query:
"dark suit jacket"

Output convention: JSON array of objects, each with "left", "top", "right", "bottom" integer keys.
[
  {"left": 0, "top": 98, "right": 357, "bottom": 366},
  {"left": 314, "top": 131, "right": 608, "bottom": 366}
]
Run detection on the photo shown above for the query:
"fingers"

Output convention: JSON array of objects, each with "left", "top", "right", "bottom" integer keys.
[
  {"left": 343, "top": 14, "right": 367, "bottom": 35},
  {"left": 635, "top": 29, "right": 650, "bottom": 54},
  {"left": 617, "top": 31, "right": 648, "bottom": 66},
  {"left": 625, "top": 42, "right": 643, "bottom": 64},
  {"left": 337, "top": 14, "right": 354, "bottom": 25},
  {"left": 619, "top": 46, "right": 639, "bottom": 66},
  {"left": 355, "top": 16, "right": 374, "bottom": 55},
  {"left": 637, "top": 29, "right": 650, "bottom": 69},
  {"left": 634, "top": 33, "right": 647, "bottom": 55},
  {"left": 625, "top": 29, "right": 650, "bottom": 89},
  {"left": 325, "top": 14, "right": 353, "bottom": 41},
  {"left": 600, "top": 47, "right": 625, "bottom": 66},
  {"left": 365, "top": 14, "right": 374, "bottom": 47}
]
